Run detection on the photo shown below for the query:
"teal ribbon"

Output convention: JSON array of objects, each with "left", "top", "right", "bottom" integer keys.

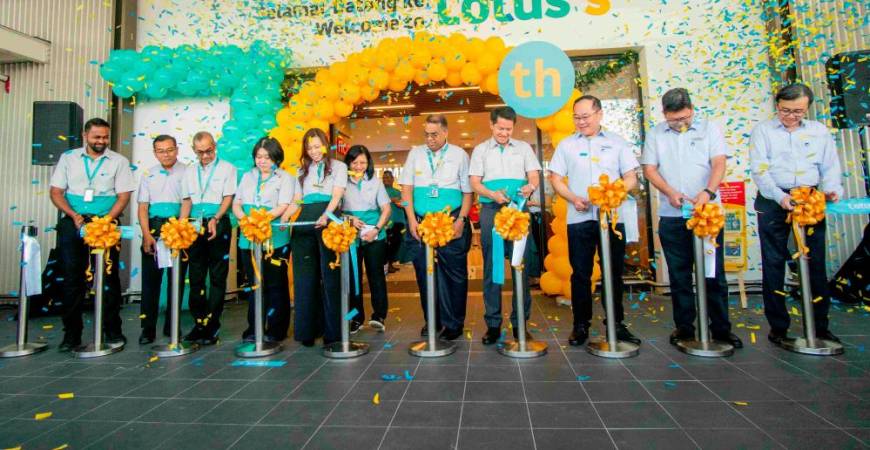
[
  {"left": 491, "top": 191, "right": 526, "bottom": 285},
  {"left": 826, "top": 198, "right": 870, "bottom": 215},
  {"left": 350, "top": 239, "right": 360, "bottom": 295}
]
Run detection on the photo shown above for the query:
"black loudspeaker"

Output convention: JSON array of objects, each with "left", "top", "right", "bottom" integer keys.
[
  {"left": 31, "top": 101, "right": 84, "bottom": 165},
  {"left": 826, "top": 50, "right": 870, "bottom": 129}
]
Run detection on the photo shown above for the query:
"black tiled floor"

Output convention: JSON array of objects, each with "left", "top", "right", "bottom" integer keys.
[{"left": 0, "top": 287, "right": 867, "bottom": 449}]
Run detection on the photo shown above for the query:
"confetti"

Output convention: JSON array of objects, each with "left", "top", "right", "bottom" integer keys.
[
  {"left": 57, "top": 393, "right": 74, "bottom": 399},
  {"left": 372, "top": 393, "right": 380, "bottom": 405},
  {"left": 34, "top": 411, "right": 53, "bottom": 420}
]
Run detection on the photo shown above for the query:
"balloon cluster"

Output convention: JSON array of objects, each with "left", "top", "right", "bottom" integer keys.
[
  {"left": 686, "top": 203, "right": 725, "bottom": 240},
  {"left": 540, "top": 194, "right": 601, "bottom": 297},
  {"left": 788, "top": 187, "right": 826, "bottom": 227},
  {"left": 159, "top": 217, "right": 198, "bottom": 257},
  {"left": 322, "top": 220, "right": 358, "bottom": 268},
  {"left": 83, "top": 215, "right": 121, "bottom": 278},
  {"left": 99, "top": 41, "right": 292, "bottom": 172},
  {"left": 269, "top": 32, "right": 508, "bottom": 173},
  {"left": 239, "top": 208, "right": 274, "bottom": 244},
  {"left": 588, "top": 174, "right": 628, "bottom": 238},
  {"left": 417, "top": 210, "right": 455, "bottom": 248},
  {"left": 535, "top": 89, "right": 584, "bottom": 146},
  {"left": 494, "top": 206, "right": 530, "bottom": 241}
]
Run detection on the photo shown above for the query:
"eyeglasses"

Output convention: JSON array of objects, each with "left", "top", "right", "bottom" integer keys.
[
  {"left": 154, "top": 147, "right": 177, "bottom": 155},
  {"left": 195, "top": 148, "right": 216, "bottom": 156},
  {"left": 777, "top": 107, "right": 806, "bottom": 117},
  {"left": 424, "top": 132, "right": 441, "bottom": 139},
  {"left": 665, "top": 114, "right": 693, "bottom": 124},
  {"left": 573, "top": 112, "right": 599, "bottom": 122}
]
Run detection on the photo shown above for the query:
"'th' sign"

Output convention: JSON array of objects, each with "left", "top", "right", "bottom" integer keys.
[{"left": 497, "top": 41, "right": 575, "bottom": 118}]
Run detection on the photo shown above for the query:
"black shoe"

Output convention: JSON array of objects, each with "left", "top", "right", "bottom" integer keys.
[
  {"left": 387, "top": 264, "right": 398, "bottom": 273},
  {"left": 301, "top": 339, "right": 315, "bottom": 347},
  {"left": 816, "top": 329, "right": 841, "bottom": 343},
  {"left": 481, "top": 327, "right": 501, "bottom": 345},
  {"left": 138, "top": 333, "right": 155, "bottom": 346},
  {"left": 350, "top": 321, "right": 362, "bottom": 335},
  {"left": 568, "top": 326, "right": 588, "bottom": 346},
  {"left": 198, "top": 336, "right": 218, "bottom": 346},
  {"left": 669, "top": 329, "right": 694, "bottom": 346},
  {"left": 264, "top": 335, "right": 284, "bottom": 343},
  {"left": 512, "top": 328, "right": 532, "bottom": 341},
  {"left": 183, "top": 328, "right": 203, "bottom": 342},
  {"left": 768, "top": 329, "right": 788, "bottom": 345},
  {"left": 440, "top": 327, "right": 463, "bottom": 341},
  {"left": 58, "top": 334, "right": 81, "bottom": 352},
  {"left": 616, "top": 324, "right": 641, "bottom": 345},
  {"left": 421, "top": 324, "right": 444, "bottom": 337},
  {"left": 712, "top": 332, "right": 744, "bottom": 349},
  {"left": 241, "top": 334, "right": 255, "bottom": 343},
  {"left": 106, "top": 332, "right": 127, "bottom": 345}
]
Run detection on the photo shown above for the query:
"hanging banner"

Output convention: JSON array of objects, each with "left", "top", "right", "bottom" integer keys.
[{"left": 720, "top": 181, "right": 747, "bottom": 272}]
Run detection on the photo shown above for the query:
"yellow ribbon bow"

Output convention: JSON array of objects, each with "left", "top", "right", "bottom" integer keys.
[
  {"left": 494, "top": 206, "right": 530, "bottom": 241},
  {"left": 787, "top": 186, "right": 826, "bottom": 256},
  {"left": 417, "top": 209, "right": 455, "bottom": 248},
  {"left": 322, "top": 220, "right": 358, "bottom": 269},
  {"left": 587, "top": 174, "right": 627, "bottom": 239},
  {"left": 239, "top": 208, "right": 274, "bottom": 244},
  {"left": 159, "top": 217, "right": 197, "bottom": 258},
  {"left": 686, "top": 203, "right": 725, "bottom": 245},
  {"left": 82, "top": 215, "right": 121, "bottom": 279}
]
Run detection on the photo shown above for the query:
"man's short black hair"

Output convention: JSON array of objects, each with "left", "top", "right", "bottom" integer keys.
[
  {"left": 425, "top": 114, "right": 448, "bottom": 129},
  {"left": 490, "top": 106, "right": 517, "bottom": 124},
  {"left": 573, "top": 95, "right": 602, "bottom": 111},
  {"left": 775, "top": 83, "right": 814, "bottom": 105},
  {"left": 84, "top": 117, "right": 110, "bottom": 133},
  {"left": 661, "top": 88, "right": 692, "bottom": 113},
  {"left": 152, "top": 134, "right": 177, "bottom": 148}
]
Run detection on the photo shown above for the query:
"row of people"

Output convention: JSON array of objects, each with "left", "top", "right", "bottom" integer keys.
[{"left": 46, "top": 81, "right": 843, "bottom": 352}]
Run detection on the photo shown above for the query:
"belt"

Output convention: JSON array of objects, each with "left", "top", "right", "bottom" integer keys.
[{"left": 781, "top": 185, "right": 818, "bottom": 194}]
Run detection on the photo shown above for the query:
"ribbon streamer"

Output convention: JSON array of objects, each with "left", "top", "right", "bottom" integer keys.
[
  {"left": 322, "top": 220, "right": 358, "bottom": 269},
  {"left": 787, "top": 187, "right": 826, "bottom": 257},
  {"left": 82, "top": 215, "right": 121, "bottom": 279},
  {"left": 492, "top": 203, "right": 531, "bottom": 284},
  {"left": 587, "top": 174, "right": 627, "bottom": 239}
]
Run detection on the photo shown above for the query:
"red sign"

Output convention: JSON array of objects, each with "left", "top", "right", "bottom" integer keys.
[
  {"left": 335, "top": 135, "right": 348, "bottom": 157},
  {"left": 719, "top": 181, "right": 745, "bottom": 206}
]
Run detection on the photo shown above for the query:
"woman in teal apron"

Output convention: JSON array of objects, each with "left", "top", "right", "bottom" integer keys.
[
  {"left": 343, "top": 145, "right": 392, "bottom": 332},
  {"left": 232, "top": 137, "right": 296, "bottom": 342},
  {"left": 282, "top": 128, "right": 347, "bottom": 347}
]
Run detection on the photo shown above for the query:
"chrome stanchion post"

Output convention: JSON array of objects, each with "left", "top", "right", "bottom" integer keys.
[
  {"left": 780, "top": 226, "right": 843, "bottom": 356},
  {"left": 498, "top": 265, "right": 547, "bottom": 358},
  {"left": 237, "top": 244, "right": 282, "bottom": 357},
  {"left": 587, "top": 221, "right": 638, "bottom": 358},
  {"left": 0, "top": 226, "right": 48, "bottom": 358},
  {"left": 676, "top": 235, "right": 733, "bottom": 357},
  {"left": 324, "top": 250, "right": 369, "bottom": 358},
  {"left": 153, "top": 253, "right": 197, "bottom": 357},
  {"left": 74, "top": 249, "right": 124, "bottom": 358},
  {"left": 409, "top": 244, "right": 456, "bottom": 357}
]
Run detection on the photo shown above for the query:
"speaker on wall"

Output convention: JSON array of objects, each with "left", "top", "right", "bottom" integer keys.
[
  {"left": 826, "top": 50, "right": 870, "bottom": 129},
  {"left": 31, "top": 101, "right": 84, "bottom": 166}
]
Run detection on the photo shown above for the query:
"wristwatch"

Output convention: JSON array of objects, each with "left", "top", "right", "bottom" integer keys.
[
  {"left": 458, "top": 216, "right": 467, "bottom": 223},
  {"left": 703, "top": 188, "right": 717, "bottom": 200}
]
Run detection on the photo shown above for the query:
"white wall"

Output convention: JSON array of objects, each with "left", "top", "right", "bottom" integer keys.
[{"left": 132, "top": 0, "right": 775, "bottom": 280}]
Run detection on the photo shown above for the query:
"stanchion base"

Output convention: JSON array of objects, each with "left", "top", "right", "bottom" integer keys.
[
  {"left": 72, "top": 341, "right": 124, "bottom": 359},
  {"left": 0, "top": 342, "right": 48, "bottom": 358},
  {"left": 152, "top": 342, "right": 199, "bottom": 358},
  {"left": 409, "top": 339, "right": 456, "bottom": 357},
  {"left": 586, "top": 339, "right": 639, "bottom": 359},
  {"left": 235, "top": 341, "right": 283, "bottom": 358},
  {"left": 676, "top": 340, "right": 734, "bottom": 358},
  {"left": 323, "top": 341, "right": 369, "bottom": 359},
  {"left": 498, "top": 340, "right": 548, "bottom": 358},
  {"left": 779, "top": 337, "right": 844, "bottom": 356}
]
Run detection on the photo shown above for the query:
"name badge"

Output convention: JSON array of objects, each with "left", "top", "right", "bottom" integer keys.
[
  {"left": 83, "top": 188, "right": 95, "bottom": 203},
  {"left": 427, "top": 184, "right": 439, "bottom": 198}
]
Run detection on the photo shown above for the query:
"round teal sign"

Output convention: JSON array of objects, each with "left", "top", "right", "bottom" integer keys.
[{"left": 497, "top": 41, "right": 575, "bottom": 119}]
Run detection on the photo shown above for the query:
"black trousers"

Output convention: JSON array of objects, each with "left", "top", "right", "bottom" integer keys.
[
  {"left": 291, "top": 203, "right": 342, "bottom": 343},
  {"left": 386, "top": 222, "right": 405, "bottom": 263},
  {"left": 140, "top": 217, "right": 188, "bottom": 336},
  {"left": 57, "top": 215, "right": 123, "bottom": 338},
  {"left": 349, "top": 238, "right": 389, "bottom": 322},
  {"left": 567, "top": 220, "right": 626, "bottom": 329},
  {"left": 406, "top": 211, "right": 471, "bottom": 331},
  {"left": 187, "top": 216, "right": 231, "bottom": 337},
  {"left": 528, "top": 211, "right": 544, "bottom": 278},
  {"left": 658, "top": 217, "right": 730, "bottom": 335},
  {"left": 239, "top": 244, "right": 291, "bottom": 340},
  {"left": 755, "top": 195, "right": 831, "bottom": 333},
  {"left": 479, "top": 203, "right": 531, "bottom": 329}
]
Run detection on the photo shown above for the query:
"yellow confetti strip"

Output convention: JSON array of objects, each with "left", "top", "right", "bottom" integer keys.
[
  {"left": 372, "top": 393, "right": 380, "bottom": 405},
  {"left": 750, "top": 332, "right": 756, "bottom": 344},
  {"left": 148, "top": 355, "right": 159, "bottom": 363},
  {"left": 494, "top": 206, "right": 530, "bottom": 241},
  {"left": 42, "top": 324, "right": 54, "bottom": 330},
  {"left": 417, "top": 209, "right": 455, "bottom": 248},
  {"left": 57, "top": 393, "right": 74, "bottom": 400},
  {"left": 53, "top": 445, "right": 69, "bottom": 450},
  {"left": 733, "top": 401, "right": 749, "bottom": 406},
  {"left": 34, "top": 411, "right": 52, "bottom": 420},
  {"left": 322, "top": 220, "right": 358, "bottom": 268},
  {"left": 788, "top": 187, "right": 826, "bottom": 227}
]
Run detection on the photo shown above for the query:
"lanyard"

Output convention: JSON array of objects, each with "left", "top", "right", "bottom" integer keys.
[
  {"left": 351, "top": 175, "right": 365, "bottom": 193},
  {"left": 315, "top": 161, "right": 325, "bottom": 185},
  {"left": 255, "top": 169, "right": 274, "bottom": 206},
  {"left": 425, "top": 145, "right": 447, "bottom": 178},
  {"left": 196, "top": 158, "right": 220, "bottom": 202},
  {"left": 83, "top": 155, "right": 106, "bottom": 187}
]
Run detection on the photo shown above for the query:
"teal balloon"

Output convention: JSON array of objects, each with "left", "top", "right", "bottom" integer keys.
[
  {"left": 152, "top": 69, "right": 175, "bottom": 87},
  {"left": 112, "top": 84, "right": 133, "bottom": 98},
  {"left": 143, "top": 84, "right": 168, "bottom": 99},
  {"left": 120, "top": 73, "right": 144, "bottom": 93},
  {"left": 99, "top": 63, "right": 123, "bottom": 82}
]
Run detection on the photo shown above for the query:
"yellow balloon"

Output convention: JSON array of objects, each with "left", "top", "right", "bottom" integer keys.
[
  {"left": 483, "top": 72, "right": 499, "bottom": 95},
  {"left": 370, "top": 69, "right": 390, "bottom": 90},
  {"left": 309, "top": 119, "right": 329, "bottom": 134},
  {"left": 269, "top": 126, "right": 292, "bottom": 143},
  {"left": 314, "top": 100, "right": 334, "bottom": 120},
  {"left": 540, "top": 272, "right": 562, "bottom": 296},
  {"left": 388, "top": 76, "right": 408, "bottom": 92},
  {"left": 360, "top": 84, "right": 379, "bottom": 102},
  {"left": 445, "top": 50, "right": 465, "bottom": 71},
  {"left": 339, "top": 83, "right": 361, "bottom": 104},
  {"left": 427, "top": 62, "right": 448, "bottom": 82},
  {"left": 561, "top": 280, "right": 573, "bottom": 298},
  {"left": 334, "top": 101, "right": 353, "bottom": 118},
  {"left": 315, "top": 69, "right": 333, "bottom": 85},
  {"left": 536, "top": 116, "right": 554, "bottom": 132},
  {"left": 276, "top": 108, "right": 293, "bottom": 127},
  {"left": 550, "top": 218, "right": 567, "bottom": 236},
  {"left": 476, "top": 53, "right": 499, "bottom": 75},
  {"left": 485, "top": 36, "right": 506, "bottom": 56},
  {"left": 428, "top": 36, "right": 448, "bottom": 57},
  {"left": 460, "top": 63, "right": 482, "bottom": 85},
  {"left": 409, "top": 46, "right": 432, "bottom": 68},
  {"left": 329, "top": 61, "right": 348, "bottom": 84},
  {"left": 347, "top": 66, "right": 370, "bottom": 87},
  {"left": 394, "top": 61, "right": 415, "bottom": 82},
  {"left": 445, "top": 71, "right": 463, "bottom": 87},
  {"left": 319, "top": 81, "right": 340, "bottom": 101},
  {"left": 553, "top": 256, "right": 573, "bottom": 279},
  {"left": 553, "top": 197, "right": 568, "bottom": 219},
  {"left": 550, "top": 132, "right": 569, "bottom": 147},
  {"left": 376, "top": 47, "right": 399, "bottom": 72},
  {"left": 544, "top": 253, "right": 556, "bottom": 273},
  {"left": 447, "top": 32, "right": 468, "bottom": 49},
  {"left": 413, "top": 69, "right": 431, "bottom": 87},
  {"left": 395, "top": 36, "right": 413, "bottom": 56},
  {"left": 554, "top": 110, "right": 574, "bottom": 133},
  {"left": 548, "top": 235, "right": 568, "bottom": 256},
  {"left": 359, "top": 47, "right": 377, "bottom": 68}
]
